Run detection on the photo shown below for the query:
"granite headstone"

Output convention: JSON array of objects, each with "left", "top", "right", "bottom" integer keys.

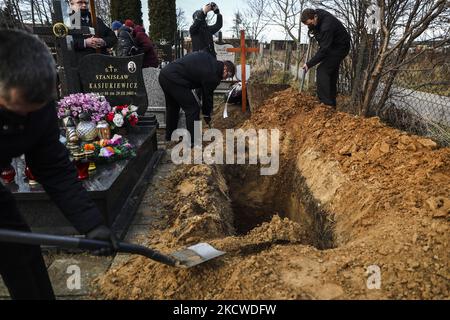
[
  {"left": 155, "top": 43, "right": 173, "bottom": 65},
  {"left": 142, "top": 67, "right": 166, "bottom": 127},
  {"left": 78, "top": 53, "right": 148, "bottom": 115},
  {"left": 214, "top": 43, "right": 236, "bottom": 62}
]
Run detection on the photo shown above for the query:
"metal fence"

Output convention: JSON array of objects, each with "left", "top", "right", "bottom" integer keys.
[{"left": 355, "top": 48, "right": 450, "bottom": 146}]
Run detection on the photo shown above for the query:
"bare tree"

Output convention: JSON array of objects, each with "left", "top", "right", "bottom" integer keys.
[
  {"left": 265, "top": 0, "right": 302, "bottom": 42},
  {"left": 244, "top": 0, "right": 270, "bottom": 43},
  {"left": 230, "top": 10, "right": 250, "bottom": 38},
  {"left": 1, "top": 0, "right": 111, "bottom": 27},
  {"left": 176, "top": 7, "right": 188, "bottom": 31},
  {"left": 360, "top": 0, "right": 448, "bottom": 116},
  {"left": 0, "top": 0, "right": 24, "bottom": 28},
  {"left": 95, "top": 0, "right": 111, "bottom": 25},
  {"left": 263, "top": 0, "right": 313, "bottom": 79}
]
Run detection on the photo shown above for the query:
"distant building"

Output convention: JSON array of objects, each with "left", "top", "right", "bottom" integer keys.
[
  {"left": 270, "top": 40, "right": 301, "bottom": 51},
  {"left": 408, "top": 39, "right": 450, "bottom": 54}
]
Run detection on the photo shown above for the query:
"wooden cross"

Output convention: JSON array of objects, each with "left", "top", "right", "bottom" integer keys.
[{"left": 227, "top": 30, "right": 259, "bottom": 113}]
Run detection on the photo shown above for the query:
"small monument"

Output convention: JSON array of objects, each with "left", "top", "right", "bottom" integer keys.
[{"left": 78, "top": 54, "right": 148, "bottom": 115}]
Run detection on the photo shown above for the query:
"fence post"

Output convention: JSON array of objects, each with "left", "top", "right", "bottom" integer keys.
[
  {"left": 283, "top": 42, "right": 292, "bottom": 84},
  {"left": 174, "top": 30, "right": 178, "bottom": 59},
  {"left": 258, "top": 42, "right": 264, "bottom": 66},
  {"left": 306, "top": 40, "right": 317, "bottom": 90},
  {"left": 269, "top": 41, "right": 274, "bottom": 78},
  {"left": 181, "top": 30, "right": 185, "bottom": 57}
]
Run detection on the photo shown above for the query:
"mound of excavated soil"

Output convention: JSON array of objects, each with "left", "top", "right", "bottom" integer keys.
[{"left": 95, "top": 89, "right": 449, "bottom": 300}]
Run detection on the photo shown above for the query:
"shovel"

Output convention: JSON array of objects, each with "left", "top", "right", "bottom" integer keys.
[
  {"left": 300, "top": 68, "right": 307, "bottom": 92},
  {"left": 0, "top": 228, "right": 225, "bottom": 268},
  {"left": 300, "top": 35, "right": 313, "bottom": 92},
  {"left": 192, "top": 89, "right": 212, "bottom": 129}
]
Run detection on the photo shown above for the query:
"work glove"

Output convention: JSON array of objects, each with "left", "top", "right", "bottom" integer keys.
[{"left": 86, "top": 225, "right": 119, "bottom": 256}]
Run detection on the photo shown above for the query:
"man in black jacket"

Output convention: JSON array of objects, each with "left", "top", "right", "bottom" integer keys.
[
  {"left": 301, "top": 8, "right": 351, "bottom": 108},
  {"left": 159, "top": 52, "right": 235, "bottom": 145},
  {"left": 0, "top": 29, "right": 116, "bottom": 300},
  {"left": 190, "top": 2, "right": 223, "bottom": 57},
  {"left": 69, "top": 0, "right": 117, "bottom": 63}
]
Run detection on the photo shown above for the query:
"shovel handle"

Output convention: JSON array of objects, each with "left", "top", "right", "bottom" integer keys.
[
  {"left": 0, "top": 229, "right": 178, "bottom": 267},
  {"left": 116, "top": 242, "right": 178, "bottom": 267},
  {"left": 300, "top": 69, "right": 306, "bottom": 91}
]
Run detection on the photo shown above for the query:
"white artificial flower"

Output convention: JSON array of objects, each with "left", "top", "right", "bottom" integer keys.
[
  {"left": 113, "top": 113, "right": 124, "bottom": 127},
  {"left": 129, "top": 105, "right": 138, "bottom": 112}
]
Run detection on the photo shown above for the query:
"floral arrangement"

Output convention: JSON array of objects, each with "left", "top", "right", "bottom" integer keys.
[
  {"left": 57, "top": 93, "right": 112, "bottom": 123},
  {"left": 105, "top": 104, "right": 139, "bottom": 130},
  {"left": 83, "top": 134, "right": 135, "bottom": 163}
]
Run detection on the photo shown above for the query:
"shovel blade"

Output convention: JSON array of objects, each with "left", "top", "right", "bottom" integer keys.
[{"left": 170, "top": 243, "right": 225, "bottom": 268}]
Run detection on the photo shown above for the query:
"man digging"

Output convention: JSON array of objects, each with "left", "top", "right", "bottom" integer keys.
[{"left": 301, "top": 8, "right": 351, "bottom": 108}]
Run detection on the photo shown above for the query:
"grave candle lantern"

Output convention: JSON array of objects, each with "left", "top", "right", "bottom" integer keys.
[
  {"left": 0, "top": 165, "right": 16, "bottom": 184},
  {"left": 24, "top": 165, "right": 38, "bottom": 186},
  {"left": 73, "top": 152, "right": 89, "bottom": 180}
]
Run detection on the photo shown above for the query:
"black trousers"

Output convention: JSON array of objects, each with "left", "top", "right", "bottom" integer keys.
[
  {"left": 159, "top": 73, "right": 200, "bottom": 144},
  {"left": 316, "top": 55, "right": 346, "bottom": 107},
  {"left": 0, "top": 185, "right": 55, "bottom": 300}
]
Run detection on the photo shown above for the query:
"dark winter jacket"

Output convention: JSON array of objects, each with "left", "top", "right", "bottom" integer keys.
[
  {"left": 116, "top": 25, "right": 136, "bottom": 57},
  {"left": 72, "top": 15, "right": 117, "bottom": 63},
  {"left": 0, "top": 103, "right": 104, "bottom": 233},
  {"left": 189, "top": 10, "right": 223, "bottom": 56},
  {"left": 306, "top": 9, "right": 351, "bottom": 68},
  {"left": 132, "top": 26, "right": 159, "bottom": 68},
  {"left": 160, "top": 51, "right": 224, "bottom": 116}
]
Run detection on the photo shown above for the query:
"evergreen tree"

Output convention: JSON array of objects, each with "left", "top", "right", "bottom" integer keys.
[
  {"left": 110, "top": 0, "right": 143, "bottom": 25},
  {"left": 148, "top": 0, "right": 176, "bottom": 43}
]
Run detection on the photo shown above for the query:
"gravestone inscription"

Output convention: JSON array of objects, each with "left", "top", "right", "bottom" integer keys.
[
  {"left": 214, "top": 43, "right": 236, "bottom": 62},
  {"left": 78, "top": 54, "right": 148, "bottom": 115}
]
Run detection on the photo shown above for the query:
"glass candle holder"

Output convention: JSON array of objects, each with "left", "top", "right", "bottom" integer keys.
[
  {"left": 84, "top": 150, "right": 96, "bottom": 174},
  {"left": 73, "top": 152, "right": 89, "bottom": 180},
  {"left": 1, "top": 165, "right": 15, "bottom": 184},
  {"left": 24, "top": 165, "right": 38, "bottom": 186},
  {"left": 96, "top": 120, "right": 111, "bottom": 140}
]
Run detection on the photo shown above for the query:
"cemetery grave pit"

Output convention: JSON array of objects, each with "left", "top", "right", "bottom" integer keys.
[{"left": 94, "top": 89, "right": 449, "bottom": 300}]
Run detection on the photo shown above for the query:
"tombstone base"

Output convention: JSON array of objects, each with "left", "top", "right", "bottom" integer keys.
[{"left": 6, "top": 127, "right": 162, "bottom": 239}]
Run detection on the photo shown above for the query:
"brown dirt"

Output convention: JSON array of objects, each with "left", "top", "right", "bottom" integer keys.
[{"left": 95, "top": 89, "right": 449, "bottom": 300}]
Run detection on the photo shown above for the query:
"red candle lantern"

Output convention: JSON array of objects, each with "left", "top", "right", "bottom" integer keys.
[
  {"left": 73, "top": 153, "right": 89, "bottom": 180},
  {"left": 1, "top": 165, "right": 16, "bottom": 184},
  {"left": 24, "top": 166, "right": 38, "bottom": 186}
]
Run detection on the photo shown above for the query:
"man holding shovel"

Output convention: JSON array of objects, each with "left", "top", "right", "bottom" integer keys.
[{"left": 301, "top": 8, "right": 351, "bottom": 108}]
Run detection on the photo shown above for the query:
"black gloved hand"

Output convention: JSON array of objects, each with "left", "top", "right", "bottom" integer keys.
[
  {"left": 204, "top": 116, "right": 212, "bottom": 128},
  {"left": 86, "top": 225, "right": 119, "bottom": 256},
  {"left": 214, "top": 8, "right": 220, "bottom": 14}
]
